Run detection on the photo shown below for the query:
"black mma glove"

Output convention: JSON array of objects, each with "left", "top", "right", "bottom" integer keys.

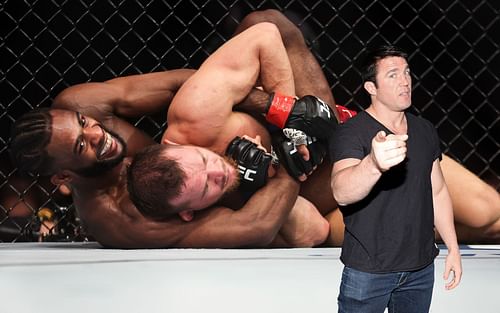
[
  {"left": 271, "top": 132, "right": 326, "bottom": 180},
  {"left": 225, "top": 136, "right": 272, "bottom": 192},
  {"left": 265, "top": 92, "right": 338, "bottom": 142}
]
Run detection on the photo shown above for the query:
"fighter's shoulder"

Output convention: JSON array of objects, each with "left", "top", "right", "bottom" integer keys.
[
  {"left": 162, "top": 124, "right": 218, "bottom": 149},
  {"left": 76, "top": 191, "right": 141, "bottom": 226}
]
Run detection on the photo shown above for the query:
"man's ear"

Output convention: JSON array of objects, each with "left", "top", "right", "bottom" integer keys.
[
  {"left": 57, "top": 183, "right": 72, "bottom": 196},
  {"left": 178, "top": 210, "right": 194, "bottom": 222},
  {"left": 50, "top": 171, "right": 73, "bottom": 187},
  {"left": 364, "top": 81, "right": 377, "bottom": 96}
]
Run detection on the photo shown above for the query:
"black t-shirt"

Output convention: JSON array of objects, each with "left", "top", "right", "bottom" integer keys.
[{"left": 330, "top": 111, "right": 440, "bottom": 273}]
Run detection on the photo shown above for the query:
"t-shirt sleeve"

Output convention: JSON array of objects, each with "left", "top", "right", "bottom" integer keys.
[{"left": 329, "top": 121, "right": 365, "bottom": 163}]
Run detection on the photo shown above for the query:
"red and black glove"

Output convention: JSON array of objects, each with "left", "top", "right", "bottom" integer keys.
[
  {"left": 265, "top": 92, "right": 338, "bottom": 141},
  {"left": 335, "top": 104, "right": 357, "bottom": 123}
]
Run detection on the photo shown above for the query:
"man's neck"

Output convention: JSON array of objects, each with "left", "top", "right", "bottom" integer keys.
[
  {"left": 70, "top": 159, "right": 129, "bottom": 196},
  {"left": 366, "top": 105, "right": 407, "bottom": 134}
]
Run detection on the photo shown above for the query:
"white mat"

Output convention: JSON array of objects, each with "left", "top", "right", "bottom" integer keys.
[{"left": 1, "top": 243, "right": 499, "bottom": 313}]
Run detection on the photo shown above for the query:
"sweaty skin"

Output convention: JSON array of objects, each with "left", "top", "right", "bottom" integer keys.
[
  {"left": 48, "top": 21, "right": 321, "bottom": 248},
  {"left": 47, "top": 10, "right": 499, "bottom": 248},
  {"left": 161, "top": 22, "right": 336, "bottom": 243}
]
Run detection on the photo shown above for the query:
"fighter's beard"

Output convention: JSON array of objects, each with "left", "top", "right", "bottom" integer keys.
[
  {"left": 222, "top": 155, "right": 240, "bottom": 195},
  {"left": 74, "top": 128, "right": 128, "bottom": 178}
]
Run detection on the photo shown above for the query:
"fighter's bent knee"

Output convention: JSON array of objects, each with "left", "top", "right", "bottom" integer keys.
[
  {"left": 315, "top": 218, "right": 331, "bottom": 246},
  {"left": 240, "top": 10, "right": 304, "bottom": 46},
  {"left": 292, "top": 218, "right": 329, "bottom": 248},
  {"left": 483, "top": 220, "right": 500, "bottom": 242},
  {"left": 241, "top": 9, "right": 287, "bottom": 27}
]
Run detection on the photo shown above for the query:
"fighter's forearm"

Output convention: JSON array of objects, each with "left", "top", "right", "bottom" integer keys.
[
  {"left": 52, "top": 69, "right": 197, "bottom": 120},
  {"left": 234, "top": 88, "right": 270, "bottom": 114},
  {"left": 109, "top": 69, "right": 196, "bottom": 117},
  {"left": 238, "top": 166, "right": 300, "bottom": 246}
]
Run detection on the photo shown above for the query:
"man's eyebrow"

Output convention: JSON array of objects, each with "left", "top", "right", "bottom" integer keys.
[
  {"left": 196, "top": 148, "right": 209, "bottom": 197},
  {"left": 72, "top": 112, "right": 82, "bottom": 155},
  {"left": 385, "top": 62, "right": 409, "bottom": 75},
  {"left": 385, "top": 67, "right": 398, "bottom": 75}
]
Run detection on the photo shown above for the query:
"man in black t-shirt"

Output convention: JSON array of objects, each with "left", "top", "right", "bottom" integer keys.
[{"left": 330, "top": 45, "right": 462, "bottom": 313}]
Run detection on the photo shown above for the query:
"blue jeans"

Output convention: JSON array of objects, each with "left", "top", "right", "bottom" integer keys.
[{"left": 338, "top": 262, "right": 434, "bottom": 313}]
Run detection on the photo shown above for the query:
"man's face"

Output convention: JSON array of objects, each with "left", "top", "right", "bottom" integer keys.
[
  {"left": 47, "top": 110, "right": 127, "bottom": 177},
  {"left": 167, "top": 145, "right": 239, "bottom": 213},
  {"left": 372, "top": 56, "right": 412, "bottom": 111}
]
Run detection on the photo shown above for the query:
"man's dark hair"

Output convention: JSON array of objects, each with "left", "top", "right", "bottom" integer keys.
[
  {"left": 9, "top": 108, "right": 56, "bottom": 176},
  {"left": 361, "top": 45, "right": 409, "bottom": 85},
  {"left": 127, "top": 144, "right": 187, "bottom": 219}
]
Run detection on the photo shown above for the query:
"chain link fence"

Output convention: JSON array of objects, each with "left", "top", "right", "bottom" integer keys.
[{"left": 1, "top": 0, "right": 499, "bottom": 242}]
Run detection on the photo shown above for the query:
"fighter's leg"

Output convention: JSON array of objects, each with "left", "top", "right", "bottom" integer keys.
[
  {"left": 438, "top": 221, "right": 500, "bottom": 244},
  {"left": 441, "top": 155, "right": 500, "bottom": 228},
  {"left": 323, "top": 209, "right": 344, "bottom": 247},
  {"left": 440, "top": 155, "right": 500, "bottom": 242},
  {"left": 269, "top": 195, "right": 330, "bottom": 247},
  {"left": 236, "top": 10, "right": 337, "bottom": 114},
  {"left": 235, "top": 10, "right": 344, "bottom": 247}
]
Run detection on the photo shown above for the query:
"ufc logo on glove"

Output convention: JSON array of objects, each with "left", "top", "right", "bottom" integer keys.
[
  {"left": 225, "top": 136, "right": 271, "bottom": 191},
  {"left": 238, "top": 165, "right": 257, "bottom": 181}
]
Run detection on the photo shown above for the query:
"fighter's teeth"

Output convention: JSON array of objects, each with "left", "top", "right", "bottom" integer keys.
[{"left": 100, "top": 133, "right": 112, "bottom": 157}]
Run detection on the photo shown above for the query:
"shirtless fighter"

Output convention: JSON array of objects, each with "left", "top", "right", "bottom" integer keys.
[
  {"left": 9, "top": 15, "right": 331, "bottom": 248},
  {"left": 132, "top": 10, "right": 500, "bottom": 246},
  {"left": 10, "top": 10, "right": 500, "bottom": 248}
]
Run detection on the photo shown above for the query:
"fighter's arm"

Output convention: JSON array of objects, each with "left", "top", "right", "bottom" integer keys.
[
  {"left": 165, "top": 22, "right": 294, "bottom": 146},
  {"left": 170, "top": 165, "right": 300, "bottom": 248},
  {"left": 234, "top": 88, "right": 270, "bottom": 118},
  {"left": 52, "top": 69, "right": 195, "bottom": 119},
  {"left": 93, "top": 166, "right": 299, "bottom": 249},
  {"left": 431, "top": 159, "right": 462, "bottom": 290}
]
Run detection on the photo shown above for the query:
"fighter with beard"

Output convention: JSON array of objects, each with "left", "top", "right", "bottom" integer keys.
[
  {"left": 9, "top": 9, "right": 500, "bottom": 247},
  {"left": 8, "top": 21, "right": 328, "bottom": 248},
  {"left": 70, "top": 114, "right": 128, "bottom": 177}
]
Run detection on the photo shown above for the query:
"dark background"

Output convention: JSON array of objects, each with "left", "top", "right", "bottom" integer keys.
[{"left": 1, "top": 0, "right": 498, "bottom": 242}]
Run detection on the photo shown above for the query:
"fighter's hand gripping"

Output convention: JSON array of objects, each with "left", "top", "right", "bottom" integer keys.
[
  {"left": 265, "top": 92, "right": 338, "bottom": 138},
  {"left": 225, "top": 136, "right": 272, "bottom": 192},
  {"left": 271, "top": 132, "right": 326, "bottom": 182},
  {"left": 370, "top": 131, "right": 408, "bottom": 173},
  {"left": 265, "top": 92, "right": 338, "bottom": 161}
]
